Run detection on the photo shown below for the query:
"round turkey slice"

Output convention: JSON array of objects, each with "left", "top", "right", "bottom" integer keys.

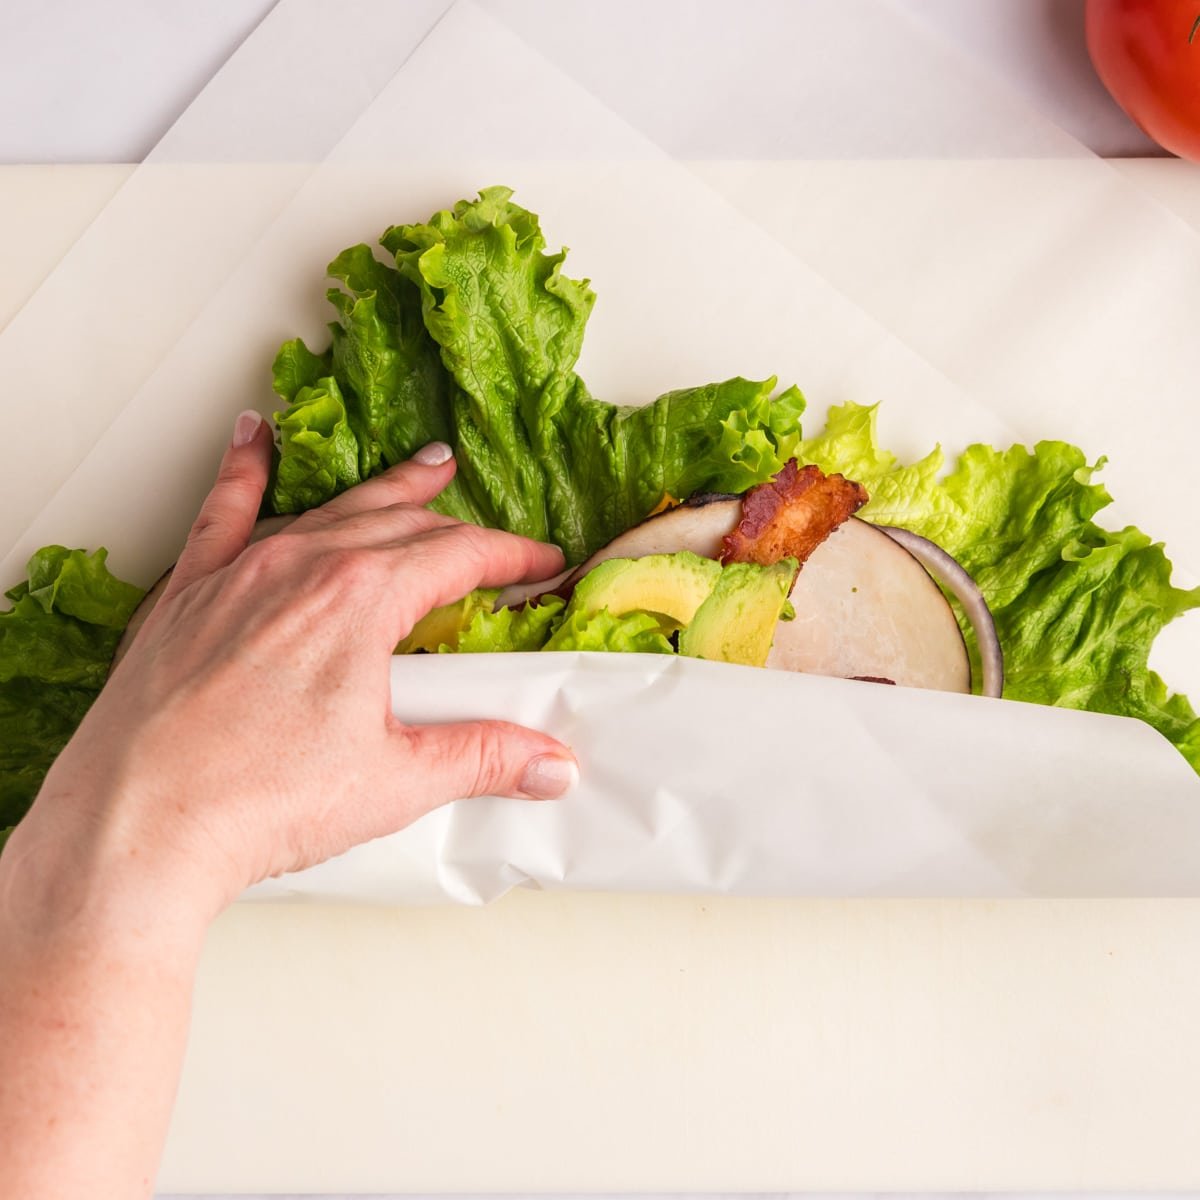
[
  {"left": 768, "top": 518, "right": 970, "bottom": 693},
  {"left": 566, "top": 495, "right": 742, "bottom": 581}
]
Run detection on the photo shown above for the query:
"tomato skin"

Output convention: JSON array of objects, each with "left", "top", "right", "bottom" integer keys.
[{"left": 1086, "top": 0, "right": 1200, "bottom": 159}]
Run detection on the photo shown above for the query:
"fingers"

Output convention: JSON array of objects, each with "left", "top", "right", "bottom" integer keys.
[
  {"left": 167, "top": 411, "right": 273, "bottom": 597},
  {"left": 179, "top": 410, "right": 273, "bottom": 586},
  {"left": 308, "top": 441, "right": 458, "bottom": 523},
  {"left": 306, "top": 501, "right": 460, "bottom": 548},
  {"left": 376, "top": 523, "right": 566, "bottom": 644},
  {"left": 163, "top": 425, "right": 563, "bottom": 653},
  {"left": 396, "top": 719, "right": 579, "bottom": 818},
  {"left": 294, "top": 442, "right": 563, "bottom": 592}
]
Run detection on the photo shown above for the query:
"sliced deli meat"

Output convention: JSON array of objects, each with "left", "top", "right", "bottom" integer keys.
[
  {"left": 551, "top": 462, "right": 977, "bottom": 694},
  {"left": 552, "top": 493, "right": 744, "bottom": 592},
  {"left": 766, "top": 517, "right": 970, "bottom": 693}
]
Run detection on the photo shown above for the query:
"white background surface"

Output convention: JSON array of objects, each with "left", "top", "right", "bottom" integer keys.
[
  {"left": 4, "top": 2, "right": 1200, "bottom": 1197},
  {"left": 0, "top": 0, "right": 1163, "bottom": 163}
]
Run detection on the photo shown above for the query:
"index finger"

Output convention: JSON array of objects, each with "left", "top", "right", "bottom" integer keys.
[
  {"left": 306, "top": 442, "right": 458, "bottom": 525},
  {"left": 378, "top": 523, "right": 566, "bottom": 646}
]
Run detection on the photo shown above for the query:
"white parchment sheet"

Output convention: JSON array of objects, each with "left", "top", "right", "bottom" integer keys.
[
  {"left": 0, "top": 0, "right": 1100, "bottom": 574},
  {"left": 245, "top": 654, "right": 1200, "bottom": 903},
  {"left": 4, "top": 1, "right": 1199, "bottom": 902}
]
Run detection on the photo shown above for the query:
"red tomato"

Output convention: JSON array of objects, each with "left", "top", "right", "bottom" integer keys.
[{"left": 1086, "top": 0, "right": 1200, "bottom": 159}]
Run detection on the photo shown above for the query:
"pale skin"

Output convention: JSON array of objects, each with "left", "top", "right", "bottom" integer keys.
[{"left": 0, "top": 410, "right": 579, "bottom": 1198}]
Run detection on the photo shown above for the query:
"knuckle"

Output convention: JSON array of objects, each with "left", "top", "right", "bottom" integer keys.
[
  {"left": 216, "top": 455, "right": 259, "bottom": 491},
  {"left": 320, "top": 545, "right": 378, "bottom": 590},
  {"left": 239, "top": 534, "right": 288, "bottom": 577},
  {"left": 290, "top": 506, "right": 332, "bottom": 531},
  {"left": 187, "top": 504, "right": 235, "bottom": 545},
  {"left": 387, "top": 500, "right": 432, "bottom": 527},
  {"left": 356, "top": 502, "right": 428, "bottom": 539},
  {"left": 235, "top": 539, "right": 382, "bottom": 600},
  {"left": 468, "top": 722, "right": 514, "bottom": 797},
  {"left": 441, "top": 522, "right": 489, "bottom": 561}
]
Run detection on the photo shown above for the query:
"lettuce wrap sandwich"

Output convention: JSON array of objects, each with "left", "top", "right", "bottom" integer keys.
[{"left": 3, "top": 186, "right": 1197, "bottom": 851}]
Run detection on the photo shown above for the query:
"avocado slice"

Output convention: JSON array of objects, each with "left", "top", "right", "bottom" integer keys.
[
  {"left": 396, "top": 589, "right": 499, "bottom": 653},
  {"left": 566, "top": 551, "right": 722, "bottom": 627},
  {"left": 680, "top": 558, "right": 797, "bottom": 667}
]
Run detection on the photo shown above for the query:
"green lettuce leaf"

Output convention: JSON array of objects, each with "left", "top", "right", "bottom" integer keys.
[
  {"left": 0, "top": 679, "right": 96, "bottom": 824},
  {"left": 453, "top": 596, "right": 566, "bottom": 653},
  {"left": 0, "top": 548, "right": 144, "bottom": 842},
  {"left": 272, "top": 337, "right": 332, "bottom": 404},
  {"left": 542, "top": 607, "right": 674, "bottom": 654},
  {"left": 270, "top": 378, "right": 363, "bottom": 513},
  {"left": 17, "top": 546, "right": 143, "bottom": 629},
  {"left": 800, "top": 402, "right": 1200, "bottom": 771},
  {"left": 272, "top": 186, "right": 805, "bottom": 562}
]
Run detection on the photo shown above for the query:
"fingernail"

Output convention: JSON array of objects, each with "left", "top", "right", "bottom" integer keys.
[
  {"left": 412, "top": 441, "right": 454, "bottom": 466},
  {"left": 519, "top": 755, "right": 579, "bottom": 800},
  {"left": 233, "top": 409, "right": 264, "bottom": 448}
]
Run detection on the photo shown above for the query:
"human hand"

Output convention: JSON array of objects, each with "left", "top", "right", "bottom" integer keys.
[
  {"left": 0, "top": 410, "right": 580, "bottom": 1198},
  {"left": 9, "top": 411, "right": 578, "bottom": 923}
]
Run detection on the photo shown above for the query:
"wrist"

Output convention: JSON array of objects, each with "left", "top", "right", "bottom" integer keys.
[
  {"left": 0, "top": 786, "right": 221, "bottom": 964},
  {"left": 0, "top": 785, "right": 211, "bottom": 1200}
]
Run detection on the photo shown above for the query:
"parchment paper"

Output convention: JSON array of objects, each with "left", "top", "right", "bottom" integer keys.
[{"left": 242, "top": 654, "right": 1200, "bottom": 904}]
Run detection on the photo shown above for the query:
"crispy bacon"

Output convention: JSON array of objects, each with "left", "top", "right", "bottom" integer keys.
[{"left": 720, "top": 460, "right": 868, "bottom": 568}]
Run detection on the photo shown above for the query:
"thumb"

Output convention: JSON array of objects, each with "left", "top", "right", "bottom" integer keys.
[
  {"left": 397, "top": 719, "right": 579, "bottom": 813},
  {"left": 168, "top": 410, "right": 272, "bottom": 597}
]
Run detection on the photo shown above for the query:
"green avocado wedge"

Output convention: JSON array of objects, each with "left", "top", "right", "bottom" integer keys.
[
  {"left": 679, "top": 559, "right": 798, "bottom": 668},
  {"left": 566, "top": 551, "right": 722, "bottom": 629}
]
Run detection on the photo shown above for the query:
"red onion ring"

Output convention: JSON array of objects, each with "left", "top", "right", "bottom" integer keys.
[{"left": 876, "top": 525, "right": 1004, "bottom": 699}]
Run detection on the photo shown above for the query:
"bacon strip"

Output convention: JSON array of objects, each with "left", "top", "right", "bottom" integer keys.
[{"left": 720, "top": 460, "right": 868, "bottom": 568}]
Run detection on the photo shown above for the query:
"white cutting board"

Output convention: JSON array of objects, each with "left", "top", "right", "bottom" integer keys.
[{"left": 6, "top": 164, "right": 1200, "bottom": 1191}]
